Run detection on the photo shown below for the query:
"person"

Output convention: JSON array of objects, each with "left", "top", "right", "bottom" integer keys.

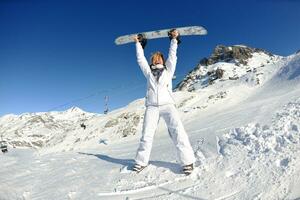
[{"left": 132, "top": 29, "right": 196, "bottom": 175}]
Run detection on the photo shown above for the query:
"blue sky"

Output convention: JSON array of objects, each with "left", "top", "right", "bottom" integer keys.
[{"left": 0, "top": 0, "right": 300, "bottom": 116}]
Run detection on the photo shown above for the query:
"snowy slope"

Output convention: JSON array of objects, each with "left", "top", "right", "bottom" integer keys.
[{"left": 1, "top": 47, "right": 300, "bottom": 200}]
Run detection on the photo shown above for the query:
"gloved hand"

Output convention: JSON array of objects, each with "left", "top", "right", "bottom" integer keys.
[
  {"left": 137, "top": 34, "right": 147, "bottom": 49},
  {"left": 133, "top": 34, "right": 147, "bottom": 49},
  {"left": 168, "top": 29, "right": 181, "bottom": 44}
]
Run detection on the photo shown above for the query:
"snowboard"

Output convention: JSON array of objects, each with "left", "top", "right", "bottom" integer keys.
[{"left": 115, "top": 25, "right": 207, "bottom": 45}]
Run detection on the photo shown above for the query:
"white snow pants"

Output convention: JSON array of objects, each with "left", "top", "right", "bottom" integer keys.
[{"left": 135, "top": 104, "right": 196, "bottom": 166}]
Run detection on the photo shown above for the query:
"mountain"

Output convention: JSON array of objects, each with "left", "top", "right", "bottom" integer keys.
[
  {"left": 0, "top": 107, "right": 97, "bottom": 149},
  {"left": 1, "top": 45, "right": 300, "bottom": 200},
  {"left": 175, "top": 44, "right": 280, "bottom": 91}
]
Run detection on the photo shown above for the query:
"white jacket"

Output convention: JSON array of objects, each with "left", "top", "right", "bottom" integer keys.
[{"left": 136, "top": 39, "right": 178, "bottom": 106}]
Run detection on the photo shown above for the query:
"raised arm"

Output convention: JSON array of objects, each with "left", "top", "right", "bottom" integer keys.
[
  {"left": 134, "top": 35, "right": 151, "bottom": 78},
  {"left": 165, "top": 38, "right": 178, "bottom": 78},
  {"left": 166, "top": 30, "right": 179, "bottom": 77}
]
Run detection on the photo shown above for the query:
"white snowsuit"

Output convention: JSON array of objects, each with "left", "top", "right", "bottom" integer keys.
[{"left": 134, "top": 39, "right": 196, "bottom": 166}]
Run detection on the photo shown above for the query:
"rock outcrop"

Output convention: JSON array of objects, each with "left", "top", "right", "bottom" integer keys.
[{"left": 175, "top": 45, "right": 274, "bottom": 91}]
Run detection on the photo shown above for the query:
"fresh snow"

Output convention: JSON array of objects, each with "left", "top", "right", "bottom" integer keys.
[{"left": 1, "top": 49, "right": 300, "bottom": 200}]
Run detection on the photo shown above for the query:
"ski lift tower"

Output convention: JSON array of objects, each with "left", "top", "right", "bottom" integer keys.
[{"left": 104, "top": 95, "right": 109, "bottom": 114}]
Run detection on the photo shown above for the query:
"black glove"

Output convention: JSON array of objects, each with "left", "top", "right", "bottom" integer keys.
[
  {"left": 168, "top": 29, "right": 181, "bottom": 45},
  {"left": 137, "top": 33, "right": 147, "bottom": 49}
]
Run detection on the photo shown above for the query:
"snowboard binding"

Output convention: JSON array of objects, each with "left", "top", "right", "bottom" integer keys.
[
  {"left": 137, "top": 33, "right": 147, "bottom": 49},
  {"left": 168, "top": 29, "right": 181, "bottom": 44}
]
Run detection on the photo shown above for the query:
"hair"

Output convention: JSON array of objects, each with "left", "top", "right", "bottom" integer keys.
[{"left": 150, "top": 51, "right": 165, "bottom": 65}]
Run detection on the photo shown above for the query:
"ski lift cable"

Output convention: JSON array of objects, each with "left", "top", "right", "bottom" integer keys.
[
  {"left": 47, "top": 79, "right": 145, "bottom": 112},
  {"left": 47, "top": 71, "right": 188, "bottom": 112}
]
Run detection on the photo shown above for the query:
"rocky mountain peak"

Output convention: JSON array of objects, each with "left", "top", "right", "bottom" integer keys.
[
  {"left": 200, "top": 45, "right": 273, "bottom": 66},
  {"left": 175, "top": 44, "right": 277, "bottom": 91},
  {"left": 66, "top": 106, "right": 85, "bottom": 113}
]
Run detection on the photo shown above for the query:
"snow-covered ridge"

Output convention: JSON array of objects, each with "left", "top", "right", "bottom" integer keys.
[
  {"left": 175, "top": 44, "right": 282, "bottom": 91},
  {"left": 276, "top": 53, "right": 300, "bottom": 81},
  {"left": 0, "top": 107, "right": 98, "bottom": 149}
]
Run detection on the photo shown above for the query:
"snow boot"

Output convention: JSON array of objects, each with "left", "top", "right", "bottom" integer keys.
[
  {"left": 182, "top": 163, "right": 194, "bottom": 175},
  {"left": 132, "top": 163, "right": 147, "bottom": 173}
]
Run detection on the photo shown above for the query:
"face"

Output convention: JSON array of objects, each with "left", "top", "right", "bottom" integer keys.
[{"left": 152, "top": 55, "right": 164, "bottom": 65}]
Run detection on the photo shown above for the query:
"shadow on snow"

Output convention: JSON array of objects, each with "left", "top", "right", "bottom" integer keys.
[{"left": 78, "top": 152, "right": 182, "bottom": 174}]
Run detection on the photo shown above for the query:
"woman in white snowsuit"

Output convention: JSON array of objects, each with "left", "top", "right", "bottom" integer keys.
[{"left": 133, "top": 30, "right": 195, "bottom": 175}]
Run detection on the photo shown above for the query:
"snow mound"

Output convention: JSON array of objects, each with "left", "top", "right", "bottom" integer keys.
[
  {"left": 219, "top": 98, "right": 300, "bottom": 161},
  {"left": 209, "top": 99, "right": 300, "bottom": 199}
]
